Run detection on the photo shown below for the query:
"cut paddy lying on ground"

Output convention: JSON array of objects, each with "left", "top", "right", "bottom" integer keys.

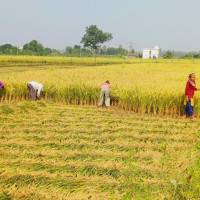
[{"left": 0, "top": 101, "right": 200, "bottom": 199}]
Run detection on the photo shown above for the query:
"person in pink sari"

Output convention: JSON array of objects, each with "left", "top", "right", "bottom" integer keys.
[{"left": 98, "top": 80, "right": 111, "bottom": 107}]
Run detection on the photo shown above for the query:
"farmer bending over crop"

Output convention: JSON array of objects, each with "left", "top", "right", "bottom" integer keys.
[
  {"left": 184, "top": 73, "right": 200, "bottom": 119},
  {"left": 27, "top": 81, "right": 43, "bottom": 101},
  {"left": 98, "top": 80, "right": 111, "bottom": 107},
  {"left": 0, "top": 81, "right": 5, "bottom": 91}
]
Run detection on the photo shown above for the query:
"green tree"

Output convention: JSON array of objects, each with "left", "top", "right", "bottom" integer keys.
[
  {"left": 193, "top": 53, "right": 200, "bottom": 59},
  {"left": 0, "top": 44, "right": 17, "bottom": 55},
  {"left": 44, "top": 48, "right": 52, "bottom": 55},
  {"left": 65, "top": 46, "right": 73, "bottom": 54},
  {"left": 106, "top": 46, "right": 128, "bottom": 56},
  {"left": 81, "top": 25, "right": 113, "bottom": 55},
  {"left": 23, "top": 40, "right": 44, "bottom": 55},
  {"left": 74, "top": 45, "right": 81, "bottom": 50},
  {"left": 163, "top": 50, "right": 174, "bottom": 59},
  {"left": 184, "top": 52, "right": 193, "bottom": 59}
]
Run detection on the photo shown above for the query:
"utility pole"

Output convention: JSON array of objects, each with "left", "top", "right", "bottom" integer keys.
[{"left": 129, "top": 42, "right": 133, "bottom": 53}]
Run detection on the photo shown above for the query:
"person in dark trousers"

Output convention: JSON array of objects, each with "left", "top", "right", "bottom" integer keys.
[
  {"left": 184, "top": 73, "right": 200, "bottom": 119},
  {"left": 27, "top": 81, "right": 43, "bottom": 101},
  {"left": 98, "top": 80, "right": 111, "bottom": 108}
]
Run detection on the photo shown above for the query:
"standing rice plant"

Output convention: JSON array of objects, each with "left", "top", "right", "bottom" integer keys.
[{"left": 2, "top": 61, "right": 200, "bottom": 116}]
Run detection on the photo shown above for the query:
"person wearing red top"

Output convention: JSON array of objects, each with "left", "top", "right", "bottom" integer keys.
[
  {"left": 184, "top": 73, "right": 200, "bottom": 119},
  {"left": 98, "top": 80, "right": 111, "bottom": 107}
]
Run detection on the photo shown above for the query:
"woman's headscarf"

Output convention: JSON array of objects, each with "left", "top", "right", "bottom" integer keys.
[{"left": 189, "top": 73, "right": 195, "bottom": 86}]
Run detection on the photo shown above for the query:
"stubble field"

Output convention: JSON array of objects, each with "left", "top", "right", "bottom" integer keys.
[{"left": 0, "top": 102, "right": 200, "bottom": 199}]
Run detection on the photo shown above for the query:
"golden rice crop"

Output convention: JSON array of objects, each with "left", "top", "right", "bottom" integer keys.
[
  {"left": 0, "top": 55, "right": 133, "bottom": 66},
  {"left": 1, "top": 57, "right": 200, "bottom": 116},
  {"left": 1, "top": 55, "right": 200, "bottom": 66}
]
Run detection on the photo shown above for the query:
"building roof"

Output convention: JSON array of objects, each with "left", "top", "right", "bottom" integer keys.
[{"left": 143, "top": 46, "right": 160, "bottom": 50}]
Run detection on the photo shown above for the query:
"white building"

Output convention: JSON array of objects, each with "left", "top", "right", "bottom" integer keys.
[
  {"left": 18, "top": 46, "right": 23, "bottom": 50},
  {"left": 143, "top": 46, "right": 161, "bottom": 59}
]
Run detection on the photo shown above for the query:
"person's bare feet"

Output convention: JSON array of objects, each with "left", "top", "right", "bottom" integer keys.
[
  {"left": 184, "top": 114, "right": 187, "bottom": 119},
  {"left": 106, "top": 106, "right": 111, "bottom": 109},
  {"left": 191, "top": 115, "right": 197, "bottom": 120}
]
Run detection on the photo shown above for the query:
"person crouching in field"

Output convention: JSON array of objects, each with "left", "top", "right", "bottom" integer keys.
[
  {"left": 0, "top": 81, "right": 5, "bottom": 91},
  {"left": 27, "top": 81, "right": 43, "bottom": 101},
  {"left": 98, "top": 80, "right": 111, "bottom": 108},
  {"left": 184, "top": 73, "right": 200, "bottom": 119}
]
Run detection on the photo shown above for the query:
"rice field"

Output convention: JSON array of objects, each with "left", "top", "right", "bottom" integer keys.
[
  {"left": 0, "top": 55, "right": 199, "bottom": 67},
  {"left": 0, "top": 101, "right": 200, "bottom": 199},
  {"left": 1, "top": 58, "right": 200, "bottom": 199},
  {"left": 0, "top": 55, "right": 128, "bottom": 66},
  {"left": 1, "top": 58, "right": 200, "bottom": 116}
]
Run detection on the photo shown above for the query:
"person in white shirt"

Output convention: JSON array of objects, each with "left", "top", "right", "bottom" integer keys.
[{"left": 27, "top": 81, "right": 44, "bottom": 101}]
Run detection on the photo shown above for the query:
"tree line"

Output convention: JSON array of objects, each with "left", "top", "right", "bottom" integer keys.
[
  {"left": 0, "top": 41, "right": 128, "bottom": 57},
  {"left": 65, "top": 45, "right": 128, "bottom": 57},
  {"left": 1, "top": 24, "right": 198, "bottom": 58},
  {"left": 0, "top": 41, "right": 56, "bottom": 56},
  {"left": 162, "top": 51, "right": 200, "bottom": 59},
  {"left": 0, "top": 25, "right": 129, "bottom": 57}
]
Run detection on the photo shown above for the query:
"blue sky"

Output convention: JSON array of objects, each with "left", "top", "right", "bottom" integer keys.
[{"left": 1, "top": 0, "right": 200, "bottom": 51}]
